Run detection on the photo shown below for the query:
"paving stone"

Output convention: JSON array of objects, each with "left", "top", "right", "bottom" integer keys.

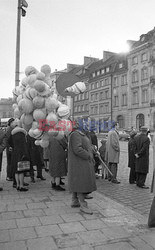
[
  {"left": 0, "top": 211, "right": 24, "bottom": 220},
  {"left": 129, "top": 236, "right": 154, "bottom": 250},
  {"left": 60, "top": 213, "right": 84, "bottom": 222},
  {"left": 101, "top": 225, "right": 132, "bottom": 240},
  {"left": 81, "top": 219, "right": 107, "bottom": 230},
  {"left": 100, "top": 208, "right": 122, "bottom": 217},
  {"left": 0, "top": 204, "right": 7, "bottom": 212},
  {"left": 94, "top": 241, "right": 136, "bottom": 250},
  {"left": 0, "top": 219, "right": 16, "bottom": 230},
  {"left": 138, "top": 231, "right": 155, "bottom": 249},
  {"left": 59, "top": 222, "right": 86, "bottom": 234},
  {"left": 27, "top": 202, "right": 47, "bottom": 209},
  {"left": 14, "top": 198, "right": 32, "bottom": 204},
  {"left": 7, "top": 204, "right": 27, "bottom": 212},
  {"left": 43, "top": 206, "right": 69, "bottom": 215},
  {"left": 16, "top": 217, "right": 41, "bottom": 228},
  {"left": 54, "top": 233, "right": 84, "bottom": 249},
  {"left": 35, "top": 224, "right": 62, "bottom": 237},
  {"left": 39, "top": 215, "right": 64, "bottom": 225},
  {"left": 0, "top": 241, "right": 27, "bottom": 250},
  {"left": 23, "top": 208, "right": 45, "bottom": 217},
  {"left": 27, "top": 237, "right": 57, "bottom": 250},
  {"left": 0, "top": 230, "right": 10, "bottom": 242},
  {"left": 9, "top": 227, "right": 37, "bottom": 241},
  {"left": 78, "top": 230, "right": 107, "bottom": 244},
  {"left": 62, "top": 244, "right": 93, "bottom": 250}
]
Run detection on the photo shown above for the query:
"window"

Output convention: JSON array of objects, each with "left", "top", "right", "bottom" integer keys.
[
  {"left": 136, "top": 114, "right": 144, "bottom": 129},
  {"left": 121, "top": 74, "right": 127, "bottom": 85},
  {"left": 91, "top": 94, "right": 94, "bottom": 101},
  {"left": 94, "top": 82, "right": 97, "bottom": 88},
  {"left": 96, "top": 81, "right": 100, "bottom": 88},
  {"left": 132, "top": 70, "right": 139, "bottom": 82},
  {"left": 105, "top": 104, "right": 109, "bottom": 113},
  {"left": 91, "top": 83, "right": 95, "bottom": 89},
  {"left": 117, "top": 115, "right": 124, "bottom": 128},
  {"left": 85, "top": 92, "right": 88, "bottom": 99},
  {"left": 74, "top": 96, "right": 77, "bottom": 101},
  {"left": 142, "top": 89, "right": 148, "bottom": 103},
  {"left": 105, "top": 78, "right": 109, "bottom": 85},
  {"left": 133, "top": 91, "right": 139, "bottom": 104},
  {"left": 105, "top": 90, "right": 109, "bottom": 99},
  {"left": 122, "top": 93, "right": 127, "bottom": 106},
  {"left": 74, "top": 106, "right": 77, "bottom": 112},
  {"left": 78, "top": 106, "right": 81, "bottom": 112},
  {"left": 132, "top": 56, "right": 138, "bottom": 65},
  {"left": 78, "top": 94, "right": 81, "bottom": 101},
  {"left": 114, "top": 77, "right": 118, "bottom": 87},
  {"left": 81, "top": 105, "right": 84, "bottom": 112},
  {"left": 101, "top": 69, "right": 105, "bottom": 74},
  {"left": 92, "top": 72, "right": 95, "bottom": 77},
  {"left": 141, "top": 52, "right": 147, "bottom": 61},
  {"left": 90, "top": 107, "right": 94, "bottom": 114},
  {"left": 106, "top": 67, "right": 110, "bottom": 73},
  {"left": 97, "top": 71, "right": 100, "bottom": 76},
  {"left": 114, "top": 96, "right": 119, "bottom": 106},
  {"left": 141, "top": 67, "right": 148, "bottom": 80},
  {"left": 85, "top": 104, "right": 88, "bottom": 111},
  {"left": 119, "top": 63, "right": 123, "bottom": 68},
  {"left": 94, "top": 106, "right": 98, "bottom": 114},
  {"left": 95, "top": 93, "right": 98, "bottom": 101},
  {"left": 100, "top": 92, "right": 103, "bottom": 100},
  {"left": 99, "top": 105, "right": 104, "bottom": 113},
  {"left": 100, "top": 80, "right": 104, "bottom": 86},
  {"left": 81, "top": 93, "right": 85, "bottom": 100}
]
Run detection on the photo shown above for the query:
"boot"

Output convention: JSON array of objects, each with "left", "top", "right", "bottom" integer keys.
[
  {"left": 80, "top": 201, "right": 93, "bottom": 215},
  {"left": 71, "top": 192, "right": 80, "bottom": 207}
]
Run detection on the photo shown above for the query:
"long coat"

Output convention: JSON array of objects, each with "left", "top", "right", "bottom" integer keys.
[
  {"left": 9, "top": 127, "right": 30, "bottom": 174},
  {"left": 128, "top": 137, "right": 136, "bottom": 169},
  {"left": 106, "top": 129, "right": 120, "bottom": 163},
  {"left": 134, "top": 133, "right": 150, "bottom": 174},
  {"left": 68, "top": 130, "right": 96, "bottom": 193},
  {"left": 27, "top": 134, "right": 43, "bottom": 167},
  {"left": 48, "top": 136, "right": 67, "bottom": 177}
]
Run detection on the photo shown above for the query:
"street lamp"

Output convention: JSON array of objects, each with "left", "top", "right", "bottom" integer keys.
[{"left": 15, "top": 0, "right": 28, "bottom": 87}]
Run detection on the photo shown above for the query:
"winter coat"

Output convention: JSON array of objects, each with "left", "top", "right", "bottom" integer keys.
[
  {"left": 68, "top": 129, "right": 96, "bottom": 193},
  {"left": 27, "top": 134, "right": 43, "bottom": 167},
  {"left": 0, "top": 128, "right": 6, "bottom": 153},
  {"left": 89, "top": 131, "right": 98, "bottom": 149},
  {"left": 105, "top": 129, "right": 120, "bottom": 163},
  {"left": 48, "top": 136, "right": 67, "bottom": 177},
  {"left": 151, "top": 135, "right": 155, "bottom": 195},
  {"left": 9, "top": 127, "right": 30, "bottom": 174},
  {"left": 128, "top": 137, "right": 136, "bottom": 169},
  {"left": 134, "top": 133, "right": 150, "bottom": 174}
]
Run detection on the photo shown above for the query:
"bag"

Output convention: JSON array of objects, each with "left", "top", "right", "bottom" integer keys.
[
  {"left": 148, "top": 196, "right": 155, "bottom": 228},
  {"left": 17, "top": 155, "right": 30, "bottom": 172}
]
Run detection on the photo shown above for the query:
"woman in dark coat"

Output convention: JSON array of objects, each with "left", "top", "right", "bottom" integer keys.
[
  {"left": 128, "top": 131, "right": 137, "bottom": 184},
  {"left": 68, "top": 121, "right": 96, "bottom": 215},
  {"left": 9, "top": 125, "right": 30, "bottom": 191},
  {"left": 48, "top": 136, "right": 67, "bottom": 191}
]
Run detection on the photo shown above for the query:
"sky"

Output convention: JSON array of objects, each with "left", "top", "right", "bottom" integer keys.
[{"left": 0, "top": 0, "right": 155, "bottom": 98}]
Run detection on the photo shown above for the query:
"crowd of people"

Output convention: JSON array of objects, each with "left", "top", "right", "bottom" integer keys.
[{"left": 0, "top": 117, "right": 153, "bottom": 214}]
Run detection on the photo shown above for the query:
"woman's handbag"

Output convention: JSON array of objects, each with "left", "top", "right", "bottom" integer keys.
[{"left": 17, "top": 156, "right": 30, "bottom": 172}]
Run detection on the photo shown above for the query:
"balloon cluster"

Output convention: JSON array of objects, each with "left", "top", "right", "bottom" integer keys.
[{"left": 12, "top": 65, "right": 72, "bottom": 148}]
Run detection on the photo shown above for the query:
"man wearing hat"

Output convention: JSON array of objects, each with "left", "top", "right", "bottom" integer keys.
[{"left": 134, "top": 126, "right": 150, "bottom": 189}]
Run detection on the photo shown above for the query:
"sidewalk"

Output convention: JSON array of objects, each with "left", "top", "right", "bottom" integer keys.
[{"left": 0, "top": 164, "right": 155, "bottom": 250}]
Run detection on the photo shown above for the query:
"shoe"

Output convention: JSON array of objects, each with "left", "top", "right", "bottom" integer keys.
[
  {"left": 37, "top": 176, "right": 46, "bottom": 180},
  {"left": 6, "top": 177, "right": 13, "bottom": 181},
  {"left": 44, "top": 168, "right": 49, "bottom": 172},
  {"left": 19, "top": 187, "right": 28, "bottom": 192},
  {"left": 53, "top": 185, "right": 65, "bottom": 191},
  {"left": 84, "top": 194, "right": 93, "bottom": 199},
  {"left": 0, "top": 187, "right": 3, "bottom": 191},
  {"left": 80, "top": 206, "right": 93, "bottom": 215},
  {"left": 137, "top": 185, "right": 149, "bottom": 189},
  {"left": 111, "top": 180, "right": 120, "bottom": 184},
  {"left": 16, "top": 187, "right": 20, "bottom": 191},
  {"left": 60, "top": 179, "right": 65, "bottom": 185},
  {"left": 71, "top": 200, "right": 80, "bottom": 207},
  {"left": 51, "top": 182, "right": 56, "bottom": 188},
  {"left": 30, "top": 177, "right": 35, "bottom": 183},
  {"left": 23, "top": 182, "right": 29, "bottom": 186}
]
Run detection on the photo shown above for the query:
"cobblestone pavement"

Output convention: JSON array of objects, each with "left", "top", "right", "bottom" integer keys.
[
  {"left": 0, "top": 149, "right": 155, "bottom": 249},
  {"left": 96, "top": 140, "right": 154, "bottom": 217}
]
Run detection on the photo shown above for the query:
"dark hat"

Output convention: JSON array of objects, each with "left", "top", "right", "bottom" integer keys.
[
  {"left": 130, "top": 130, "right": 137, "bottom": 138},
  {"left": 8, "top": 118, "right": 15, "bottom": 126},
  {"left": 140, "top": 126, "right": 148, "bottom": 131}
]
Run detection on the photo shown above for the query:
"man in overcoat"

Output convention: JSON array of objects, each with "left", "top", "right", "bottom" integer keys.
[
  {"left": 106, "top": 121, "right": 120, "bottom": 184},
  {"left": 134, "top": 126, "right": 150, "bottom": 189}
]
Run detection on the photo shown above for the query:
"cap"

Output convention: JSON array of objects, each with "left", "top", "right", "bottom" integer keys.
[{"left": 8, "top": 118, "right": 15, "bottom": 126}]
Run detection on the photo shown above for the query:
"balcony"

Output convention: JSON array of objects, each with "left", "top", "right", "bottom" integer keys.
[{"left": 150, "top": 99, "right": 155, "bottom": 107}]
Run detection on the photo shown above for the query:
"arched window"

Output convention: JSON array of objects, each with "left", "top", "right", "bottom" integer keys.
[
  {"left": 136, "top": 114, "right": 144, "bottom": 129},
  {"left": 117, "top": 115, "right": 124, "bottom": 128}
]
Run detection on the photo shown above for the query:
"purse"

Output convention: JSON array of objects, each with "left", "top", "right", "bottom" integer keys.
[{"left": 17, "top": 155, "right": 30, "bottom": 172}]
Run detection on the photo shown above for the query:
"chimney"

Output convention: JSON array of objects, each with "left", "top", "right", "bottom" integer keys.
[{"left": 103, "top": 51, "right": 115, "bottom": 62}]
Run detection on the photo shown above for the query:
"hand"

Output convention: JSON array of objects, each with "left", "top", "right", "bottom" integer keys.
[{"left": 135, "top": 153, "right": 139, "bottom": 158}]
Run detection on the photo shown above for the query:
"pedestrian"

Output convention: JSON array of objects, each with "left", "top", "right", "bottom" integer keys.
[
  {"left": 99, "top": 138, "right": 108, "bottom": 179},
  {"left": 105, "top": 121, "right": 120, "bottom": 184},
  {"left": 128, "top": 130, "right": 137, "bottom": 184},
  {"left": 49, "top": 136, "right": 67, "bottom": 191},
  {"left": 9, "top": 121, "right": 30, "bottom": 191},
  {"left": 0, "top": 127, "right": 5, "bottom": 191},
  {"left": 68, "top": 120, "right": 96, "bottom": 214},
  {"left": 27, "top": 134, "right": 46, "bottom": 183},
  {"left": 134, "top": 126, "right": 150, "bottom": 189},
  {"left": 89, "top": 125, "right": 100, "bottom": 175}
]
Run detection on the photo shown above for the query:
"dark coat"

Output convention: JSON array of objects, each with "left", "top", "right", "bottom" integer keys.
[
  {"left": 0, "top": 128, "right": 6, "bottom": 153},
  {"left": 134, "top": 133, "right": 150, "bottom": 174},
  {"left": 9, "top": 127, "right": 30, "bottom": 174},
  {"left": 48, "top": 136, "right": 67, "bottom": 177},
  {"left": 99, "top": 141, "right": 107, "bottom": 162},
  {"left": 27, "top": 134, "right": 43, "bottom": 167},
  {"left": 128, "top": 137, "right": 136, "bottom": 169},
  {"left": 89, "top": 131, "right": 98, "bottom": 149},
  {"left": 68, "top": 130, "right": 96, "bottom": 193}
]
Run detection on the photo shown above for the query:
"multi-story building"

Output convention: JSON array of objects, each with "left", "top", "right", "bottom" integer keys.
[{"left": 0, "top": 98, "right": 14, "bottom": 119}]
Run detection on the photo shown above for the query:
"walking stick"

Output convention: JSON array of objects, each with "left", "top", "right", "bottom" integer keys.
[{"left": 97, "top": 154, "right": 113, "bottom": 177}]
